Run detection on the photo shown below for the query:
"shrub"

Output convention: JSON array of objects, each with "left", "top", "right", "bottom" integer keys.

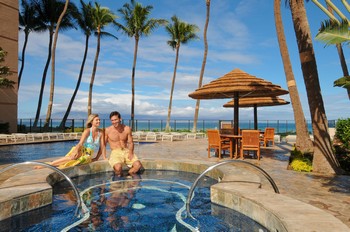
[
  {"left": 289, "top": 148, "right": 313, "bottom": 172},
  {"left": 290, "top": 157, "right": 313, "bottom": 172},
  {"left": 334, "top": 118, "right": 350, "bottom": 173},
  {"left": 335, "top": 118, "right": 350, "bottom": 149},
  {"left": 0, "top": 122, "right": 9, "bottom": 133}
]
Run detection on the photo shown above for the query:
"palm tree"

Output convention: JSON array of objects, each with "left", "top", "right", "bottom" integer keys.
[
  {"left": 44, "top": 0, "right": 76, "bottom": 129},
  {"left": 315, "top": 19, "right": 350, "bottom": 99},
  {"left": 18, "top": 0, "right": 44, "bottom": 89},
  {"left": 288, "top": 0, "right": 342, "bottom": 174},
  {"left": 116, "top": 0, "right": 168, "bottom": 130},
  {"left": 87, "top": 2, "right": 118, "bottom": 116},
  {"left": 32, "top": 0, "right": 76, "bottom": 128},
  {"left": 0, "top": 47, "right": 15, "bottom": 88},
  {"left": 59, "top": 0, "right": 95, "bottom": 129},
  {"left": 192, "top": 0, "right": 210, "bottom": 133},
  {"left": 274, "top": 0, "right": 313, "bottom": 153},
  {"left": 316, "top": 19, "right": 350, "bottom": 44},
  {"left": 311, "top": 0, "right": 350, "bottom": 100},
  {"left": 165, "top": 15, "right": 199, "bottom": 132}
]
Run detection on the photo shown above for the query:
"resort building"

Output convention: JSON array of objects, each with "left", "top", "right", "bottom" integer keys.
[{"left": 0, "top": 0, "right": 18, "bottom": 133}]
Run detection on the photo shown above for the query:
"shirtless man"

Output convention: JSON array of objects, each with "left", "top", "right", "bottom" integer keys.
[{"left": 105, "top": 111, "right": 143, "bottom": 176}]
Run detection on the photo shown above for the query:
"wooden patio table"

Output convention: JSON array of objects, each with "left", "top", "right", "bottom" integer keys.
[{"left": 220, "top": 134, "right": 242, "bottom": 159}]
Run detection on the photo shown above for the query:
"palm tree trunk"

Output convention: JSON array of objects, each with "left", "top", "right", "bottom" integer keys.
[
  {"left": 33, "top": 29, "right": 53, "bottom": 129},
  {"left": 88, "top": 32, "right": 101, "bottom": 116},
  {"left": 289, "top": 0, "right": 342, "bottom": 174},
  {"left": 60, "top": 35, "right": 90, "bottom": 129},
  {"left": 44, "top": 0, "right": 69, "bottom": 129},
  {"left": 166, "top": 44, "right": 180, "bottom": 132},
  {"left": 193, "top": 0, "right": 210, "bottom": 133},
  {"left": 131, "top": 37, "right": 139, "bottom": 131},
  {"left": 18, "top": 32, "right": 29, "bottom": 89},
  {"left": 274, "top": 0, "right": 313, "bottom": 153}
]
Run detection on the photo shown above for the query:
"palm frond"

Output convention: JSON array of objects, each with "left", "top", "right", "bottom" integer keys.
[
  {"left": 315, "top": 19, "right": 350, "bottom": 46},
  {"left": 99, "top": 31, "right": 118, "bottom": 40},
  {"left": 0, "top": 78, "right": 15, "bottom": 89},
  {"left": 334, "top": 76, "right": 350, "bottom": 88}
]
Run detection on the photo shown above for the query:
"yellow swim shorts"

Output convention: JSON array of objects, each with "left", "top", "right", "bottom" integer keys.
[{"left": 109, "top": 148, "right": 139, "bottom": 168}]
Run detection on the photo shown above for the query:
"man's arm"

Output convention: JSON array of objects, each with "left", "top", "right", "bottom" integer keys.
[{"left": 127, "top": 127, "right": 135, "bottom": 158}]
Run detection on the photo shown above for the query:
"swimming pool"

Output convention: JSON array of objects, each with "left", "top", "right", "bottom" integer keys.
[
  {"left": 0, "top": 170, "right": 268, "bottom": 231},
  {"left": 0, "top": 141, "right": 147, "bottom": 164},
  {"left": 0, "top": 141, "right": 77, "bottom": 164}
]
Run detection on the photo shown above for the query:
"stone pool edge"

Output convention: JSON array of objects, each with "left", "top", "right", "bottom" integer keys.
[{"left": 0, "top": 159, "right": 349, "bottom": 232}]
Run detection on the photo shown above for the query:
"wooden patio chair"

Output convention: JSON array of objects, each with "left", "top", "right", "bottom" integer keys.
[
  {"left": 240, "top": 130, "right": 260, "bottom": 160},
  {"left": 207, "top": 129, "right": 232, "bottom": 159},
  {"left": 220, "top": 121, "right": 232, "bottom": 129},
  {"left": 260, "top": 127, "right": 275, "bottom": 147}
]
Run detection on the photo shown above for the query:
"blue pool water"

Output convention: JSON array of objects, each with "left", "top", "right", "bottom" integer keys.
[
  {"left": 0, "top": 141, "right": 77, "bottom": 164},
  {"left": 0, "top": 170, "right": 268, "bottom": 231},
  {"left": 0, "top": 141, "right": 150, "bottom": 165}
]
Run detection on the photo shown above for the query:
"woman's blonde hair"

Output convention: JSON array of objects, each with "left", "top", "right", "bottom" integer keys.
[{"left": 86, "top": 114, "right": 99, "bottom": 128}]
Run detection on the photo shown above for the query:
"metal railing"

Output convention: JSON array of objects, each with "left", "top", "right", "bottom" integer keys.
[
  {"left": 0, "top": 161, "right": 83, "bottom": 217},
  {"left": 16, "top": 118, "right": 337, "bottom": 135},
  {"left": 185, "top": 160, "right": 280, "bottom": 220}
]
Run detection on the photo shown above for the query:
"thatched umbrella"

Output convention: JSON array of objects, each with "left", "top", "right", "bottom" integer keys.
[
  {"left": 223, "top": 96, "right": 290, "bottom": 130},
  {"left": 188, "top": 68, "right": 289, "bottom": 135}
]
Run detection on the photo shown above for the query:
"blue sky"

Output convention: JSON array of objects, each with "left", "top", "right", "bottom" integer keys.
[{"left": 18, "top": 0, "right": 350, "bottom": 121}]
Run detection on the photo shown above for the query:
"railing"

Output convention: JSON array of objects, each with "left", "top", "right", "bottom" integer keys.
[
  {"left": 0, "top": 161, "right": 83, "bottom": 217},
  {"left": 185, "top": 160, "right": 280, "bottom": 220},
  {"left": 17, "top": 118, "right": 337, "bottom": 135}
]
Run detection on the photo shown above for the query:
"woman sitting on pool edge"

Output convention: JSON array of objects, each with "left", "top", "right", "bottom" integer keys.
[{"left": 36, "top": 114, "right": 106, "bottom": 169}]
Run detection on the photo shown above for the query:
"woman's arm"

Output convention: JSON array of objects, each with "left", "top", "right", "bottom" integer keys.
[{"left": 92, "top": 129, "right": 107, "bottom": 161}]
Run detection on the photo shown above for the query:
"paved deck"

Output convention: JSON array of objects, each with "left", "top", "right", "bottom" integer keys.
[{"left": 0, "top": 138, "right": 349, "bottom": 230}]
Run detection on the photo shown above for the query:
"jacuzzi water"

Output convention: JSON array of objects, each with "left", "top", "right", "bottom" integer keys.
[{"left": 0, "top": 170, "right": 268, "bottom": 232}]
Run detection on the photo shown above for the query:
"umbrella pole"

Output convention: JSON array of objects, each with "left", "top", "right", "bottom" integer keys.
[
  {"left": 254, "top": 104, "right": 258, "bottom": 130},
  {"left": 234, "top": 93, "right": 239, "bottom": 135}
]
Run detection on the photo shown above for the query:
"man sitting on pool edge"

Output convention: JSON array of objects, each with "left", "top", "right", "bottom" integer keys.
[{"left": 102, "top": 111, "right": 143, "bottom": 176}]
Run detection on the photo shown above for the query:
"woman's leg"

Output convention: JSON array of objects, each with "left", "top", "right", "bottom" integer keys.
[
  {"left": 49, "top": 156, "right": 74, "bottom": 167},
  {"left": 35, "top": 146, "right": 78, "bottom": 169}
]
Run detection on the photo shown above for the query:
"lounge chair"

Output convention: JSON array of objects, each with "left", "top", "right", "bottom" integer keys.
[
  {"left": 0, "top": 134, "right": 11, "bottom": 143},
  {"left": 145, "top": 132, "right": 157, "bottom": 141}
]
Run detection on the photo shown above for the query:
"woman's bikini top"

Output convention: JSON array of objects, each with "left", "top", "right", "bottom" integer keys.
[{"left": 84, "top": 128, "right": 100, "bottom": 151}]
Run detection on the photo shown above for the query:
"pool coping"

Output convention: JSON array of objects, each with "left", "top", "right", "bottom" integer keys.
[{"left": 0, "top": 159, "right": 349, "bottom": 232}]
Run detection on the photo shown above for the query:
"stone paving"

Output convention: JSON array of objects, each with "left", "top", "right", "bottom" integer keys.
[{"left": 136, "top": 138, "right": 350, "bottom": 229}]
